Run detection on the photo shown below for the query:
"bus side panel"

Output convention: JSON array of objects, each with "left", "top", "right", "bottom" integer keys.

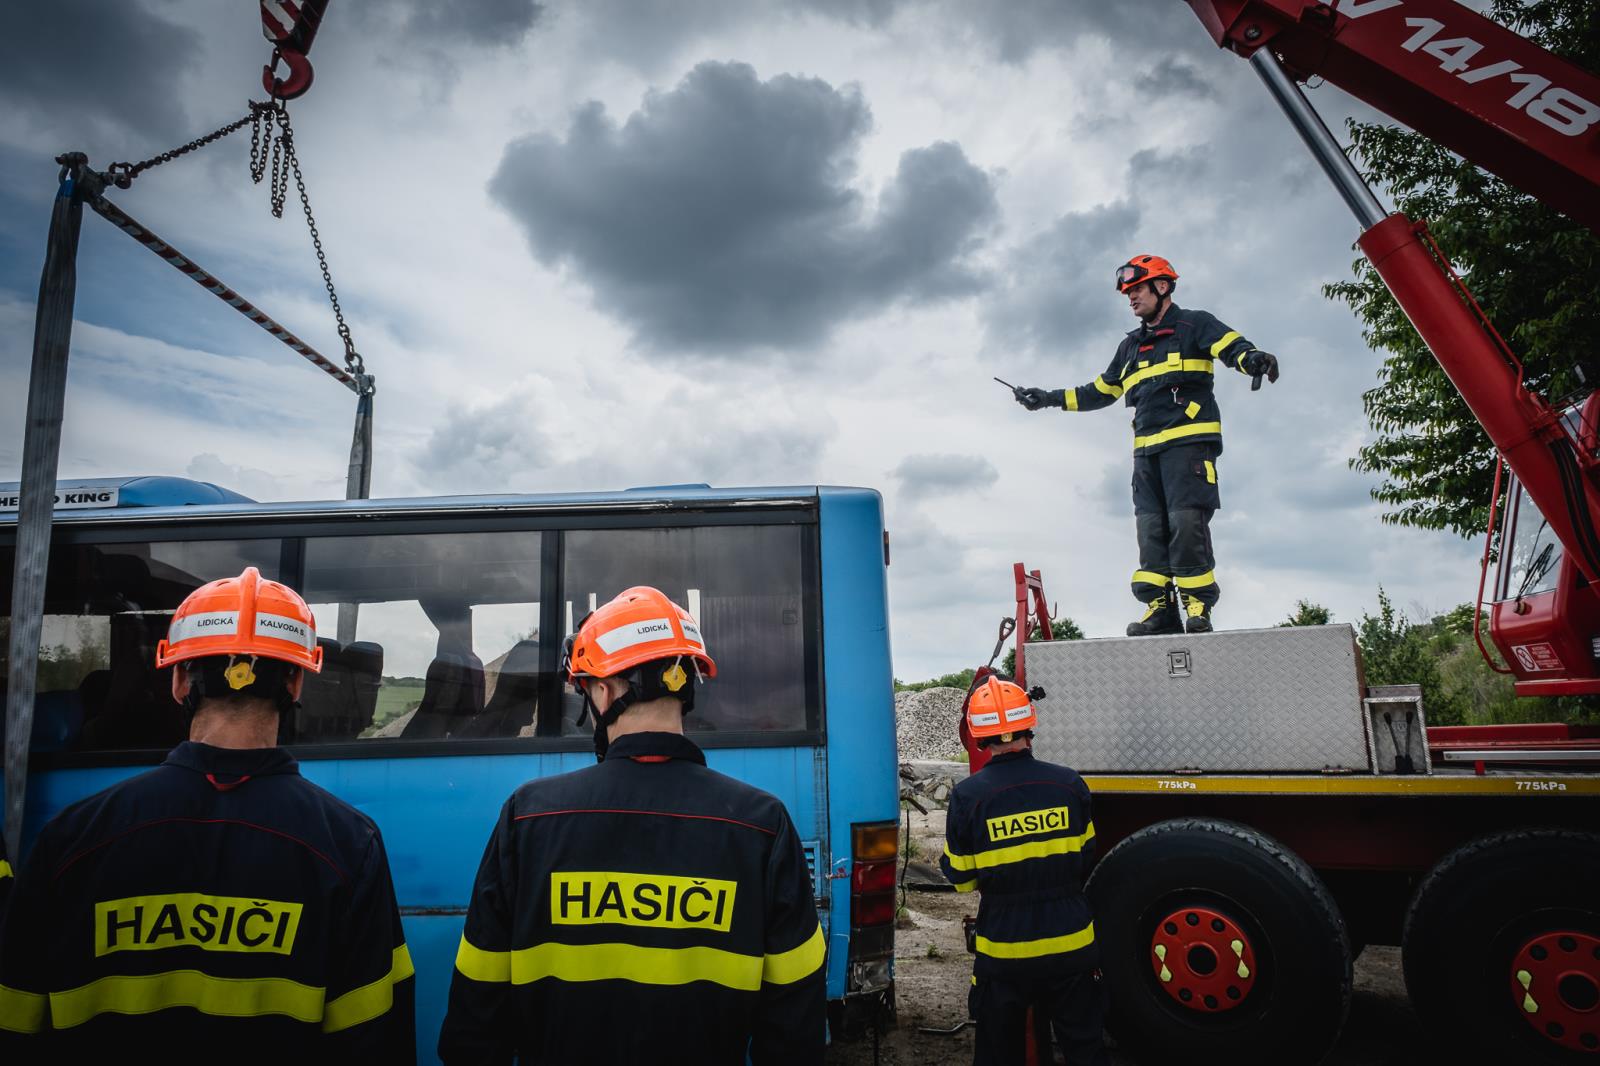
[{"left": 818, "top": 489, "right": 898, "bottom": 998}]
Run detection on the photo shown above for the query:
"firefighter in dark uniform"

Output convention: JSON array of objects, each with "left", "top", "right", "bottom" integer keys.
[
  {"left": 0, "top": 568, "right": 414, "bottom": 1058},
  {"left": 438, "top": 585, "right": 826, "bottom": 1065},
  {"left": 1015, "top": 254, "right": 1280, "bottom": 635},
  {"left": 941, "top": 678, "right": 1108, "bottom": 1065}
]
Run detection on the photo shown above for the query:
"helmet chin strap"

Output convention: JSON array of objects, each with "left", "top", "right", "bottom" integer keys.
[{"left": 579, "top": 659, "right": 698, "bottom": 762}]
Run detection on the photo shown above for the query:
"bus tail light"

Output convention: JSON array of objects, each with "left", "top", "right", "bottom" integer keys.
[{"left": 847, "top": 821, "right": 897, "bottom": 995}]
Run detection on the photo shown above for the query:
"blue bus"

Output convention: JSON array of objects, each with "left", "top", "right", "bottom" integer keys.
[{"left": 1, "top": 476, "right": 899, "bottom": 1057}]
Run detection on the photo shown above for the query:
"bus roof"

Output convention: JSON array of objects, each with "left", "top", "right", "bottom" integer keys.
[{"left": 0, "top": 477, "right": 873, "bottom": 525}]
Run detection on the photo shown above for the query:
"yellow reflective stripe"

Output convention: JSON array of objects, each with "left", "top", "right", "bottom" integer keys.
[
  {"left": 1134, "top": 421, "right": 1222, "bottom": 450},
  {"left": 1174, "top": 571, "right": 1216, "bottom": 590},
  {"left": 1120, "top": 358, "right": 1213, "bottom": 391},
  {"left": 943, "top": 841, "right": 976, "bottom": 872},
  {"left": 971, "top": 823, "right": 1095, "bottom": 870},
  {"left": 0, "top": 859, "right": 12, "bottom": 880},
  {"left": 1210, "top": 331, "right": 1242, "bottom": 358},
  {"left": 49, "top": 970, "right": 325, "bottom": 1029},
  {"left": 1131, "top": 570, "right": 1169, "bottom": 587},
  {"left": 953, "top": 878, "right": 977, "bottom": 893},
  {"left": 322, "top": 945, "right": 413, "bottom": 1033},
  {"left": 508, "top": 940, "right": 764, "bottom": 991},
  {"left": 1204, "top": 459, "right": 1216, "bottom": 484},
  {"left": 454, "top": 935, "right": 512, "bottom": 983},
  {"left": 0, "top": 984, "right": 47, "bottom": 1033},
  {"left": 976, "top": 921, "right": 1095, "bottom": 960},
  {"left": 1064, "top": 390, "right": 1078, "bottom": 411},
  {"left": 1092, "top": 375, "right": 1123, "bottom": 398},
  {"left": 763, "top": 924, "right": 825, "bottom": 985}
]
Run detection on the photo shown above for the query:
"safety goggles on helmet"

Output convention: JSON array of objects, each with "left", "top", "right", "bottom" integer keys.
[{"left": 1115, "top": 254, "right": 1179, "bottom": 294}]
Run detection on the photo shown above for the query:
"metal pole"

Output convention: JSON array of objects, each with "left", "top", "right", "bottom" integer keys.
[
  {"left": 5, "top": 156, "right": 97, "bottom": 858},
  {"left": 1249, "top": 49, "right": 1389, "bottom": 231},
  {"left": 336, "top": 375, "right": 374, "bottom": 644}
]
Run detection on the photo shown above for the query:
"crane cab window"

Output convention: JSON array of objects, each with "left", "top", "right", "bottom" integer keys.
[{"left": 1498, "top": 481, "right": 1564, "bottom": 601}]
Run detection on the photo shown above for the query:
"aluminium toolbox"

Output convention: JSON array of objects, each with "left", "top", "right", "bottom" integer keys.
[{"left": 1022, "top": 624, "right": 1369, "bottom": 773}]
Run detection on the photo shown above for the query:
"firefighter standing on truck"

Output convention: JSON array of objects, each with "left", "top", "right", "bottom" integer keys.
[
  {"left": 941, "top": 678, "right": 1108, "bottom": 1066},
  {"left": 438, "top": 585, "right": 826, "bottom": 1064},
  {"left": 0, "top": 567, "right": 414, "bottom": 1056},
  {"left": 1014, "top": 255, "right": 1280, "bottom": 635}
]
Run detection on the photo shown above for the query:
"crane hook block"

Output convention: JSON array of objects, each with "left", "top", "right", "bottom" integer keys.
[
  {"left": 263, "top": 48, "right": 314, "bottom": 100},
  {"left": 260, "top": 0, "right": 329, "bottom": 100}
]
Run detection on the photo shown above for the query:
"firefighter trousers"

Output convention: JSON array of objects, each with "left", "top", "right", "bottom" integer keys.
[
  {"left": 1130, "top": 442, "right": 1220, "bottom": 607},
  {"left": 970, "top": 969, "right": 1110, "bottom": 1066}
]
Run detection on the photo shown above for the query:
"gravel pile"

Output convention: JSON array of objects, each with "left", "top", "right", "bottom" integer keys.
[{"left": 894, "top": 686, "right": 968, "bottom": 761}]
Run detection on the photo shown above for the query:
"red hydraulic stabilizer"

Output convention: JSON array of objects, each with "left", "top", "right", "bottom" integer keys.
[
  {"left": 260, "top": 0, "right": 331, "bottom": 100},
  {"left": 1187, "top": 0, "right": 1600, "bottom": 694}
]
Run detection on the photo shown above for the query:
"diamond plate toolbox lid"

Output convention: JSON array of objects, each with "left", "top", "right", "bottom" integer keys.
[{"left": 1023, "top": 624, "right": 1368, "bottom": 773}]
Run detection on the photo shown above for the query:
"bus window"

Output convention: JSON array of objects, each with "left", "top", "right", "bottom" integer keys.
[
  {"left": 300, "top": 530, "right": 545, "bottom": 742},
  {"left": 561, "top": 525, "right": 817, "bottom": 734},
  {"left": 0, "top": 537, "right": 283, "bottom": 753}
]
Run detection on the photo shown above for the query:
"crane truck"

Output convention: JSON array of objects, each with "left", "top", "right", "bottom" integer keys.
[{"left": 957, "top": 4, "right": 1600, "bottom": 1063}]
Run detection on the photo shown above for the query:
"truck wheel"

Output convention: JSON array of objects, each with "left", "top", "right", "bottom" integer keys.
[
  {"left": 1086, "top": 818, "right": 1351, "bottom": 1065},
  {"left": 1403, "top": 828, "right": 1600, "bottom": 1062}
]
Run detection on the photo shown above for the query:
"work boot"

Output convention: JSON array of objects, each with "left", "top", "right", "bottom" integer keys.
[
  {"left": 1127, "top": 595, "right": 1183, "bottom": 637},
  {"left": 1182, "top": 593, "right": 1214, "bottom": 633}
]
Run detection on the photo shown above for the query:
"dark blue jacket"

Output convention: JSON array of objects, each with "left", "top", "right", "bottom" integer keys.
[
  {"left": 940, "top": 748, "right": 1097, "bottom": 979},
  {"left": 439, "top": 731, "right": 826, "bottom": 1065},
  {"left": 0, "top": 742, "right": 414, "bottom": 1060}
]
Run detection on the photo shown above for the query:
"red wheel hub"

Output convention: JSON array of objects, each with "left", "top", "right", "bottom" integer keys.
[
  {"left": 1149, "top": 906, "right": 1257, "bottom": 1013},
  {"left": 1511, "top": 930, "right": 1600, "bottom": 1053}
]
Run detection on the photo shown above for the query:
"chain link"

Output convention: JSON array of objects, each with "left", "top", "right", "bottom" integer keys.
[
  {"left": 106, "top": 106, "right": 265, "bottom": 188},
  {"left": 103, "top": 99, "right": 365, "bottom": 378},
  {"left": 246, "top": 102, "right": 363, "bottom": 375}
]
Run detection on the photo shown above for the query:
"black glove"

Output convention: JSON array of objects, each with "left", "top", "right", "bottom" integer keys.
[
  {"left": 1242, "top": 350, "right": 1280, "bottom": 389},
  {"left": 1016, "top": 387, "right": 1065, "bottom": 411}
]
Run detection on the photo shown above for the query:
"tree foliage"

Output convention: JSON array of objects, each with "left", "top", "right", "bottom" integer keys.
[
  {"left": 1324, "top": 0, "right": 1600, "bottom": 537},
  {"left": 1280, "top": 600, "right": 1333, "bottom": 627},
  {"left": 1001, "top": 617, "right": 1084, "bottom": 676}
]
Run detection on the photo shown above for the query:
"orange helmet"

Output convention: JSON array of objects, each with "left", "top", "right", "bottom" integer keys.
[
  {"left": 155, "top": 567, "right": 323, "bottom": 675},
  {"left": 565, "top": 586, "right": 716, "bottom": 685},
  {"left": 965, "top": 677, "right": 1038, "bottom": 739},
  {"left": 1115, "top": 254, "right": 1178, "bottom": 294}
]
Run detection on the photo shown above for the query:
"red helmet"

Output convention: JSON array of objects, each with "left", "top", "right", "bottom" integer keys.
[
  {"left": 965, "top": 677, "right": 1037, "bottom": 739},
  {"left": 156, "top": 567, "right": 322, "bottom": 675},
  {"left": 1115, "top": 254, "right": 1179, "bottom": 294},
  {"left": 565, "top": 586, "right": 716, "bottom": 686}
]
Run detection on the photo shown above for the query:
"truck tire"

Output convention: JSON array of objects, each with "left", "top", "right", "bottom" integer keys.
[
  {"left": 1403, "top": 828, "right": 1600, "bottom": 1062},
  {"left": 1086, "top": 818, "right": 1351, "bottom": 1065}
]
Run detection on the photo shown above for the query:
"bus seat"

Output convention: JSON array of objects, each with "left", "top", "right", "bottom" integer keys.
[
  {"left": 292, "top": 638, "right": 384, "bottom": 742},
  {"left": 403, "top": 648, "right": 485, "bottom": 739},
  {"left": 31, "top": 689, "right": 85, "bottom": 752},
  {"left": 458, "top": 639, "right": 540, "bottom": 738}
]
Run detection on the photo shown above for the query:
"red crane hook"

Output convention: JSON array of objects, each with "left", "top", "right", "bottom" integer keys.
[{"left": 263, "top": 47, "right": 314, "bottom": 100}]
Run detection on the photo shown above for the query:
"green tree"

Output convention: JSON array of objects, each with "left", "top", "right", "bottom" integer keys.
[
  {"left": 1001, "top": 617, "right": 1084, "bottom": 676},
  {"left": 1324, "top": 0, "right": 1600, "bottom": 537},
  {"left": 1357, "top": 588, "right": 1466, "bottom": 725},
  {"left": 1279, "top": 600, "right": 1333, "bottom": 627}
]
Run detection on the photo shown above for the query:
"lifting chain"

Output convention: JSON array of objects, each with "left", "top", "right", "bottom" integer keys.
[
  {"left": 103, "top": 100, "right": 365, "bottom": 379},
  {"left": 248, "top": 101, "right": 362, "bottom": 375}
]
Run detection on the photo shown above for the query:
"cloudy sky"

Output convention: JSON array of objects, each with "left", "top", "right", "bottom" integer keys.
[{"left": 1, "top": 0, "right": 1495, "bottom": 681}]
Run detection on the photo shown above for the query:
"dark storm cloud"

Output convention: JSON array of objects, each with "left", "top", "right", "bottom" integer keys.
[
  {"left": 490, "top": 61, "right": 997, "bottom": 354},
  {"left": 1144, "top": 57, "right": 1218, "bottom": 100},
  {"left": 0, "top": 0, "right": 202, "bottom": 148},
  {"left": 892, "top": 454, "right": 999, "bottom": 499},
  {"left": 984, "top": 201, "right": 1141, "bottom": 357},
  {"left": 353, "top": 0, "right": 544, "bottom": 47}
]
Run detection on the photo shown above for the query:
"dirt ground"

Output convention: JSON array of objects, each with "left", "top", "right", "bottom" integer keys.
[{"left": 825, "top": 810, "right": 1429, "bottom": 1066}]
